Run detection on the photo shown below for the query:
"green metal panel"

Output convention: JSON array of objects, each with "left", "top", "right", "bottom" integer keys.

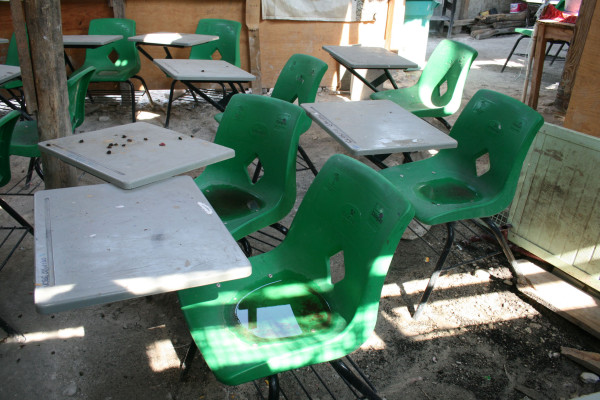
[{"left": 509, "top": 123, "right": 600, "bottom": 292}]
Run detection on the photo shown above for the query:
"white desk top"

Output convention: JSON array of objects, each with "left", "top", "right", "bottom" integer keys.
[
  {"left": 129, "top": 32, "right": 218, "bottom": 47},
  {"left": 62, "top": 34, "right": 123, "bottom": 47},
  {"left": 0, "top": 38, "right": 8, "bottom": 44},
  {"left": 154, "top": 59, "right": 256, "bottom": 82},
  {"left": 301, "top": 100, "right": 457, "bottom": 156},
  {"left": 322, "top": 45, "right": 418, "bottom": 70},
  {"left": 0, "top": 64, "right": 21, "bottom": 85},
  {"left": 34, "top": 175, "right": 251, "bottom": 314},
  {"left": 38, "top": 122, "right": 234, "bottom": 189}
]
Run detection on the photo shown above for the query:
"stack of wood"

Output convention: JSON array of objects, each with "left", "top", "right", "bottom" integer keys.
[{"left": 469, "top": 11, "right": 528, "bottom": 40}]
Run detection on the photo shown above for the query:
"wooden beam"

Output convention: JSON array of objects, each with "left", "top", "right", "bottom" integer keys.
[
  {"left": 108, "top": 0, "right": 126, "bottom": 19},
  {"left": 561, "top": 347, "right": 600, "bottom": 375},
  {"left": 23, "top": 0, "right": 78, "bottom": 189},
  {"left": 556, "top": 0, "right": 597, "bottom": 111},
  {"left": 9, "top": 0, "right": 37, "bottom": 114},
  {"left": 246, "top": 0, "right": 262, "bottom": 93},
  {"left": 385, "top": 0, "right": 395, "bottom": 50}
]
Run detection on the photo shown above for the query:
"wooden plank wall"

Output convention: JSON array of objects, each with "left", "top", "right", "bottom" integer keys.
[
  {"left": 509, "top": 123, "right": 600, "bottom": 292},
  {"left": 2, "top": 0, "right": 388, "bottom": 91},
  {"left": 564, "top": 0, "right": 600, "bottom": 137},
  {"left": 0, "top": 0, "right": 113, "bottom": 68}
]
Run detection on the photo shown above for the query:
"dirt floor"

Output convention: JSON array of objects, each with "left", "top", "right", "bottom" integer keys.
[{"left": 1, "top": 33, "right": 600, "bottom": 400}]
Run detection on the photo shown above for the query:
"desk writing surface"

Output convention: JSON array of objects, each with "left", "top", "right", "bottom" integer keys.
[
  {"left": 154, "top": 59, "right": 256, "bottom": 82},
  {"left": 0, "top": 65, "right": 20, "bottom": 85},
  {"left": 322, "top": 45, "right": 418, "bottom": 69},
  {"left": 301, "top": 100, "right": 457, "bottom": 156},
  {"left": 128, "top": 32, "right": 218, "bottom": 46},
  {"left": 38, "top": 122, "right": 234, "bottom": 189},
  {"left": 34, "top": 176, "right": 251, "bottom": 314},
  {"left": 0, "top": 38, "right": 8, "bottom": 44},
  {"left": 62, "top": 35, "right": 123, "bottom": 47}
]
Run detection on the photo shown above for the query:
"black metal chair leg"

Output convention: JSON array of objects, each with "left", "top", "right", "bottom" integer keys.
[
  {"left": 25, "top": 158, "right": 36, "bottom": 186},
  {"left": 269, "top": 222, "right": 288, "bottom": 236},
  {"left": 549, "top": 42, "right": 567, "bottom": 65},
  {"left": 297, "top": 145, "right": 318, "bottom": 176},
  {"left": 0, "top": 197, "right": 34, "bottom": 234},
  {"left": 435, "top": 117, "right": 452, "bottom": 131},
  {"left": 132, "top": 75, "right": 153, "bottom": 105},
  {"left": 501, "top": 34, "right": 528, "bottom": 73},
  {"left": 330, "top": 359, "right": 383, "bottom": 400},
  {"left": 238, "top": 238, "right": 252, "bottom": 257},
  {"left": 413, "top": 221, "right": 455, "bottom": 320},
  {"left": 124, "top": 80, "right": 136, "bottom": 122},
  {"left": 267, "top": 375, "right": 280, "bottom": 400},
  {"left": 165, "top": 80, "right": 178, "bottom": 128},
  {"left": 34, "top": 157, "right": 44, "bottom": 181},
  {"left": 179, "top": 341, "right": 198, "bottom": 381}
]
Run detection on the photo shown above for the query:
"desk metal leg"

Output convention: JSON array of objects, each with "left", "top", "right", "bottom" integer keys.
[{"left": 0, "top": 315, "right": 21, "bottom": 338}]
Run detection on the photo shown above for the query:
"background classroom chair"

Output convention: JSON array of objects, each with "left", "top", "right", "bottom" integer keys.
[
  {"left": 378, "top": 89, "right": 544, "bottom": 319},
  {"left": 194, "top": 94, "right": 311, "bottom": 254},
  {"left": 178, "top": 154, "right": 415, "bottom": 399},
  {"left": 215, "top": 53, "right": 328, "bottom": 176},
  {"left": 370, "top": 39, "right": 478, "bottom": 131},
  {"left": 190, "top": 18, "right": 242, "bottom": 66},
  {"left": 71, "top": 18, "right": 151, "bottom": 122},
  {"left": 501, "top": 0, "right": 569, "bottom": 73},
  {"left": 9, "top": 66, "right": 96, "bottom": 184}
]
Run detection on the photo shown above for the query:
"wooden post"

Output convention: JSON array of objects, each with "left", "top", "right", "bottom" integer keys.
[
  {"left": 22, "top": 0, "right": 78, "bottom": 189},
  {"left": 555, "top": 0, "right": 596, "bottom": 111},
  {"left": 385, "top": 0, "right": 395, "bottom": 50},
  {"left": 9, "top": 0, "right": 37, "bottom": 114},
  {"left": 246, "top": 0, "right": 262, "bottom": 94},
  {"left": 108, "top": 0, "right": 126, "bottom": 18}
]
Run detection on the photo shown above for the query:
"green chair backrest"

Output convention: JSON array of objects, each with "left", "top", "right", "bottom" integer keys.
[
  {"left": 436, "top": 89, "right": 544, "bottom": 208},
  {"left": 199, "top": 94, "right": 311, "bottom": 236},
  {"left": 67, "top": 66, "right": 95, "bottom": 130},
  {"left": 270, "top": 54, "right": 328, "bottom": 105},
  {"left": 0, "top": 111, "right": 20, "bottom": 187},
  {"left": 190, "top": 19, "right": 241, "bottom": 67},
  {"left": 417, "top": 39, "right": 478, "bottom": 114},
  {"left": 5, "top": 33, "right": 20, "bottom": 67},
  {"left": 556, "top": 0, "right": 566, "bottom": 11},
  {"left": 83, "top": 18, "right": 140, "bottom": 79},
  {"left": 271, "top": 153, "right": 414, "bottom": 325}
]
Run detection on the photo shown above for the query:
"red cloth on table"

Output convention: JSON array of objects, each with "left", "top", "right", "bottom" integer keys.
[{"left": 540, "top": 4, "right": 578, "bottom": 23}]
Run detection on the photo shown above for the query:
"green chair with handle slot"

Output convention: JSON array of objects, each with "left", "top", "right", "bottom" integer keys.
[
  {"left": 70, "top": 18, "right": 152, "bottom": 122},
  {"left": 190, "top": 18, "right": 242, "bottom": 67},
  {"left": 193, "top": 93, "right": 311, "bottom": 251},
  {"left": 178, "top": 153, "right": 415, "bottom": 399},
  {"left": 370, "top": 39, "right": 478, "bottom": 131},
  {"left": 214, "top": 53, "right": 328, "bottom": 176},
  {"left": 9, "top": 66, "right": 96, "bottom": 184},
  {"left": 378, "top": 89, "right": 544, "bottom": 319}
]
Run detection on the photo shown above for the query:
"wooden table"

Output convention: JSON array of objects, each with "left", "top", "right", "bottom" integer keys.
[
  {"left": 38, "top": 121, "right": 234, "bottom": 189},
  {"left": 526, "top": 19, "right": 575, "bottom": 109},
  {"left": 153, "top": 59, "right": 255, "bottom": 127},
  {"left": 128, "top": 32, "right": 218, "bottom": 61},
  {"left": 34, "top": 175, "right": 251, "bottom": 314},
  {"left": 301, "top": 100, "right": 457, "bottom": 168},
  {"left": 322, "top": 45, "right": 418, "bottom": 93}
]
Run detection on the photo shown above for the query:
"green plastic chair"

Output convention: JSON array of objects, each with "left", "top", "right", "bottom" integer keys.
[
  {"left": 190, "top": 18, "right": 242, "bottom": 67},
  {"left": 178, "top": 154, "right": 414, "bottom": 397},
  {"left": 370, "top": 39, "right": 478, "bottom": 130},
  {"left": 379, "top": 89, "right": 544, "bottom": 319},
  {"left": 214, "top": 53, "right": 328, "bottom": 176},
  {"left": 9, "top": 66, "right": 96, "bottom": 184},
  {"left": 194, "top": 93, "right": 311, "bottom": 245},
  {"left": 71, "top": 18, "right": 151, "bottom": 122},
  {"left": 0, "top": 110, "right": 34, "bottom": 233}
]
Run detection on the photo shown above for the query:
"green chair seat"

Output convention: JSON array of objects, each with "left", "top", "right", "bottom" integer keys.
[
  {"left": 194, "top": 94, "right": 311, "bottom": 242},
  {"left": 179, "top": 154, "right": 415, "bottom": 389},
  {"left": 379, "top": 89, "right": 544, "bottom": 318},
  {"left": 371, "top": 39, "right": 478, "bottom": 129}
]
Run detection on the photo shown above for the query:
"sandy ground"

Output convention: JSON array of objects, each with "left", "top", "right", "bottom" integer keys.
[{"left": 1, "top": 33, "right": 599, "bottom": 400}]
